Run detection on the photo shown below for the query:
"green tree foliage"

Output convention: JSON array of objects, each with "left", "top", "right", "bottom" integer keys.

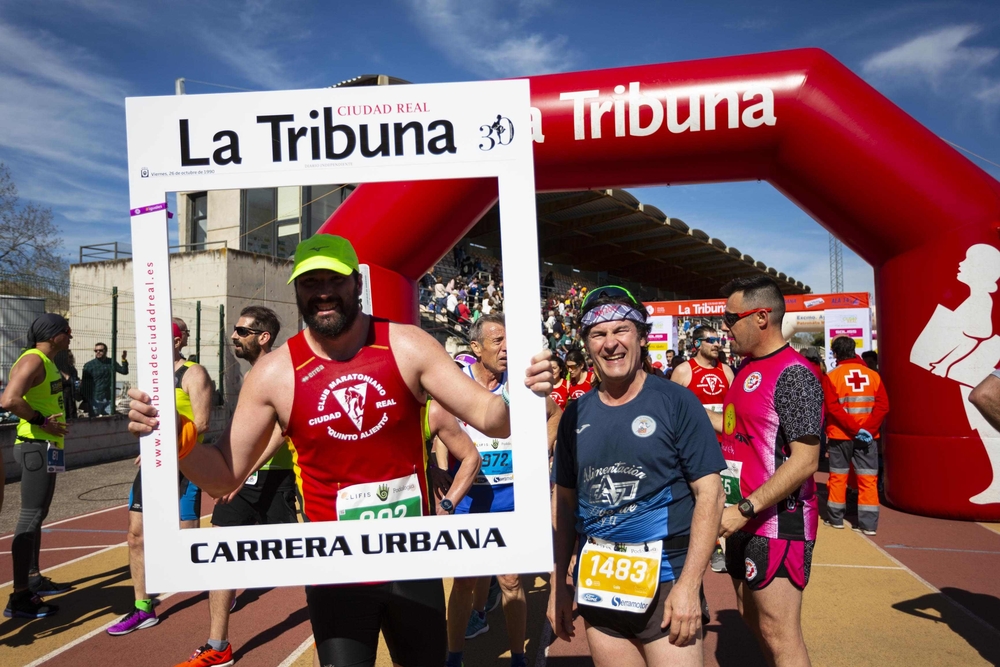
[{"left": 0, "top": 163, "right": 67, "bottom": 281}]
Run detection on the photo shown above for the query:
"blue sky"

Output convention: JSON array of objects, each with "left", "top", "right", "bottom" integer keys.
[{"left": 2, "top": 0, "right": 999, "bottom": 294}]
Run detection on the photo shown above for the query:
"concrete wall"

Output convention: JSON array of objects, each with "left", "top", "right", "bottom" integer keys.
[
  {"left": 69, "top": 249, "right": 296, "bottom": 410},
  {"left": 2, "top": 406, "right": 229, "bottom": 481}
]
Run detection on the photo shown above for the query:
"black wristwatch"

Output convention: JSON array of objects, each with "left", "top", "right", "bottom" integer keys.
[
  {"left": 28, "top": 412, "right": 46, "bottom": 426},
  {"left": 439, "top": 498, "right": 455, "bottom": 514},
  {"left": 737, "top": 498, "right": 757, "bottom": 520}
]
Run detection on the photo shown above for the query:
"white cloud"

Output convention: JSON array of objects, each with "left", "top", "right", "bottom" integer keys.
[
  {"left": 193, "top": 0, "right": 313, "bottom": 90},
  {"left": 863, "top": 25, "right": 997, "bottom": 85},
  {"left": 406, "top": 0, "right": 577, "bottom": 78}
]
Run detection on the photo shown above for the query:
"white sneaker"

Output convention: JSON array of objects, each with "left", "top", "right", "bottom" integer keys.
[{"left": 823, "top": 520, "right": 845, "bottom": 529}]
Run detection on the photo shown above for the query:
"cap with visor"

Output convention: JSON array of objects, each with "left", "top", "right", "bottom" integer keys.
[{"left": 288, "top": 234, "right": 360, "bottom": 284}]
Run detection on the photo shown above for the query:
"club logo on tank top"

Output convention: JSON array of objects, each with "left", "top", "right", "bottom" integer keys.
[
  {"left": 631, "top": 416, "right": 656, "bottom": 438},
  {"left": 696, "top": 373, "right": 725, "bottom": 396},
  {"left": 743, "top": 371, "right": 763, "bottom": 393},
  {"left": 318, "top": 373, "right": 398, "bottom": 441}
]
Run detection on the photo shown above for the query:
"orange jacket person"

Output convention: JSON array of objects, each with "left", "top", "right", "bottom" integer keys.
[{"left": 823, "top": 336, "right": 890, "bottom": 535}]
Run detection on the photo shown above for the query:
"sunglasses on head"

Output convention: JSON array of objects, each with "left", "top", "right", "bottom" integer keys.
[
  {"left": 233, "top": 325, "right": 264, "bottom": 337},
  {"left": 581, "top": 285, "right": 638, "bottom": 310},
  {"left": 723, "top": 308, "right": 772, "bottom": 328}
]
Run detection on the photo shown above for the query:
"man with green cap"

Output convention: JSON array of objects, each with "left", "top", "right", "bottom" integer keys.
[{"left": 129, "top": 233, "right": 555, "bottom": 667}]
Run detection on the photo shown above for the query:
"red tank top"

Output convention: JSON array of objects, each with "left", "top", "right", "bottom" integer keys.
[
  {"left": 284, "top": 319, "right": 429, "bottom": 523},
  {"left": 686, "top": 358, "right": 730, "bottom": 409}
]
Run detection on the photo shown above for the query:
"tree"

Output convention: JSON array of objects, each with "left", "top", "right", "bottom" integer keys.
[{"left": 0, "top": 163, "right": 66, "bottom": 281}]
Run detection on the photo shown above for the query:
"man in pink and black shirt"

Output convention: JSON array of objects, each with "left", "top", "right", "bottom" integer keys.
[{"left": 708, "top": 276, "right": 824, "bottom": 667}]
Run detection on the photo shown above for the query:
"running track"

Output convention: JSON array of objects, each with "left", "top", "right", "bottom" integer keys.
[{"left": 2, "top": 474, "right": 1000, "bottom": 666}]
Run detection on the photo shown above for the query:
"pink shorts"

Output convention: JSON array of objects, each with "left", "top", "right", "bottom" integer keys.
[{"left": 725, "top": 531, "right": 814, "bottom": 591}]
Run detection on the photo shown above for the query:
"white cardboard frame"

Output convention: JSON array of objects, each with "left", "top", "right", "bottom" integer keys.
[{"left": 126, "top": 80, "right": 549, "bottom": 592}]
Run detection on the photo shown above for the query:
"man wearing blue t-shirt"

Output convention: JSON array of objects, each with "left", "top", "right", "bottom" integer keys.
[{"left": 549, "top": 287, "right": 725, "bottom": 667}]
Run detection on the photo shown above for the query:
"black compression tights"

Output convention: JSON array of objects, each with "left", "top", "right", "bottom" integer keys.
[{"left": 12, "top": 441, "right": 57, "bottom": 589}]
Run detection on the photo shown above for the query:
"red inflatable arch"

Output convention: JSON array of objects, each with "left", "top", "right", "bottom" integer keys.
[{"left": 319, "top": 48, "right": 1000, "bottom": 521}]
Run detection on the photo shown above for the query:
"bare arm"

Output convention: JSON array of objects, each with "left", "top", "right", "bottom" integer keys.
[
  {"left": 0, "top": 355, "right": 65, "bottom": 437},
  {"left": 663, "top": 473, "right": 724, "bottom": 645},
  {"left": 670, "top": 362, "right": 692, "bottom": 387},
  {"left": 429, "top": 401, "right": 480, "bottom": 513},
  {"left": 182, "top": 363, "right": 214, "bottom": 435},
  {"left": 548, "top": 484, "right": 578, "bottom": 641},
  {"left": 0, "top": 354, "right": 46, "bottom": 417},
  {"left": 391, "top": 324, "right": 553, "bottom": 438},
  {"left": 720, "top": 437, "right": 819, "bottom": 538},
  {"left": 971, "top": 374, "right": 1000, "bottom": 434}
]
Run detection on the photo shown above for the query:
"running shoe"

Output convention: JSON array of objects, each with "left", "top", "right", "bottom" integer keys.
[
  {"left": 107, "top": 608, "right": 158, "bottom": 635},
  {"left": 465, "top": 611, "right": 489, "bottom": 640},
  {"left": 853, "top": 526, "right": 877, "bottom": 536},
  {"left": 822, "top": 520, "right": 845, "bottom": 529},
  {"left": 710, "top": 545, "right": 727, "bottom": 573},
  {"left": 173, "top": 644, "right": 234, "bottom": 667},
  {"left": 5, "top": 591, "right": 58, "bottom": 618},
  {"left": 485, "top": 577, "right": 502, "bottom": 613},
  {"left": 29, "top": 575, "right": 73, "bottom": 596}
]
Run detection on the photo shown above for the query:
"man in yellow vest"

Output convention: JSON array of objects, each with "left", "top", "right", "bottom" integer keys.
[
  {"left": 1, "top": 313, "right": 73, "bottom": 618},
  {"left": 108, "top": 317, "right": 213, "bottom": 636},
  {"left": 822, "top": 336, "right": 890, "bottom": 535}
]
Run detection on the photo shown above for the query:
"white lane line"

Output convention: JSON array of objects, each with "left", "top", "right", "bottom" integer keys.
[
  {"left": 277, "top": 636, "right": 316, "bottom": 667},
  {"left": 0, "top": 545, "right": 120, "bottom": 556},
  {"left": 0, "top": 504, "right": 128, "bottom": 542},
  {"left": 862, "top": 535, "right": 1000, "bottom": 640},
  {"left": 0, "top": 543, "right": 126, "bottom": 590},
  {"left": 22, "top": 592, "right": 178, "bottom": 667},
  {"left": 0, "top": 511, "right": 212, "bottom": 589},
  {"left": 812, "top": 563, "right": 904, "bottom": 569},
  {"left": 884, "top": 544, "right": 1000, "bottom": 555}
]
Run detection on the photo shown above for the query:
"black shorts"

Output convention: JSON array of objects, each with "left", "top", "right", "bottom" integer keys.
[
  {"left": 307, "top": 579, "right": 446, "bottom": 667},
  {"left": 578, "top": 580, "right": 705, "bottom": 644},
  {"left": 129, "top": 469, "right": 202, "bottom": 522},
  {"left": 211, "top": 469, "right": 297, "bottom": 527},
  {"left": 725, "top": 531, "right": 815, "bottom": 591}
]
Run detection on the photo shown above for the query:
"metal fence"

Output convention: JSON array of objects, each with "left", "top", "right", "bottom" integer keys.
[{"left": 0, "top": 272, "right": 230, "bottom": 418}]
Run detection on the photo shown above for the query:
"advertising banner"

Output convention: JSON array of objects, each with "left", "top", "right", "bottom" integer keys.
[
  {"left": 647, "top": 314, "right": 677, "bottom": 371},
  {"left": 126, "top": 80, "right": 548, "bottom": 592},
  {"left": 825, "top": 307, "right": 873, "bottom": 368}
]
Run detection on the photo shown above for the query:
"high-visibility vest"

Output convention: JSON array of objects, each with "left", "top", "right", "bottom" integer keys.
[{"left": 826, "top": 362, "right": 883, "bottom": 440}]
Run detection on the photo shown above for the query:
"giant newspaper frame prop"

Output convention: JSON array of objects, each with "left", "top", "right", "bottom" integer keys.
[{"left": 126, "top": 80, "right": 550, "bottom": 592}]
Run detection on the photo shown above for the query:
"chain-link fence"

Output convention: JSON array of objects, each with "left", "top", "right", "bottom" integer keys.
[{"left": 0, "top": 272, "right": 230, "bottom": 420}]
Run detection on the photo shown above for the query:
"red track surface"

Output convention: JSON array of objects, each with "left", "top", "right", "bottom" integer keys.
[{"left": 3, "top": 481, "right": 1000, "bottom": 666}]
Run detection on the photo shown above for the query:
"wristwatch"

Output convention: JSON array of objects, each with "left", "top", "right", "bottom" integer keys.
[
  {"left": 737, "top": 498, "right": 756, "bottom": 520},
  {"left": 439, "top": 498, "right": 455, "bottom": 514}
]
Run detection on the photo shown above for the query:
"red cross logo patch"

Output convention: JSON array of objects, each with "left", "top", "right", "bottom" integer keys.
[{"left": 845, "top": 369, "right": 870, "bottom": 392}]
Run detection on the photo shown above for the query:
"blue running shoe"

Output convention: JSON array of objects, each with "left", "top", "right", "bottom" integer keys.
[
  {"left": 465, "top": 610, "right": 489, "bottom": 639},
  {"left": 486, "top": 577, "right": 502, "bottom": 613}
]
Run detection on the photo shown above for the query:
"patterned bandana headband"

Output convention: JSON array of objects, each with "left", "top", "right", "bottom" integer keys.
[{"left": 580, "top": 303, "right": 647, "bottom": 329}]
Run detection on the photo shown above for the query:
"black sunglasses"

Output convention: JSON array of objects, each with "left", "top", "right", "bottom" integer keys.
[{"left": 233, "top": 326, "right": 265, "bottom": 337}]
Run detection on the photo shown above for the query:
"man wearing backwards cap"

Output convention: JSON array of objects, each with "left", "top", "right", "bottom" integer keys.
[
  {"left": 1, "top": 313, "right": 73, "bottom": 618},
  {"left": 549, "top": 287, "right": 725, "bottom": 667},
  {"left": 129, "top": 234, "right": 554, "bottom": 667}
]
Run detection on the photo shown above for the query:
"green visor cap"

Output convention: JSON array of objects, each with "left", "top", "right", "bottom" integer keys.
[{"left": 288, "top": 234, "right": 360, "bottom": 284}]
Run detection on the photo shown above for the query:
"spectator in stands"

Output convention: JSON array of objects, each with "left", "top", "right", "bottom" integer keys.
[
  {"left": 446, "top": 276, "right": 456, "bottom": 293},
  {"left": 544, "top": 271, "right": 556, "bottom": 289},
  {"left": 446, "top": 290, "right": 459, "bottom": 316},
  {"left": 434, "top": 276, "right": 448, "bottom": 316},
  {"left": 482, "top": 297, "right": 494, "bottom": 316},
  {"left": 487, "top": 279, "right": 497, "bottom": 299},
  {"left": 453, "top": 243, "right": 466, "bottom": 267},
  {"left": 457, "top": 297, "right": 472, "bottom": 330}
]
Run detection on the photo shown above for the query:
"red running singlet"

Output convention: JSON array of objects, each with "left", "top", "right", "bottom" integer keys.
[
  {"left": 284, "top": 319, "right": 430, "bottom": 523},
  {"left": 685, "top": 358, "right": 731, "bottom": 411}
]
